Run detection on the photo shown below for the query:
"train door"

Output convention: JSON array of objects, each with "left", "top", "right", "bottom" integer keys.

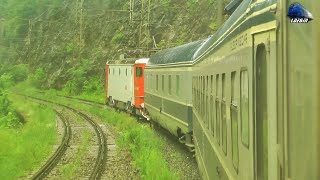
[
  {"left": 133, "top": 63, "right": 145, "bottom": 108},
  {"left": 253, "top": 31, "right": 277, "bottom": 180}
]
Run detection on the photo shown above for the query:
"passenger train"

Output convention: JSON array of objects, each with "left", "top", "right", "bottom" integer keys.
[{"left": 105, "top": 0, "right": 319, "bottom": 179}]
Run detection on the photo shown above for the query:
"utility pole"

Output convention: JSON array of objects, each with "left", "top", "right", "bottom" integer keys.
[
  {"left": 129, "top": 0, "right": 134, "bottom": 23},
  {"left": 138, "top": 0, "right": 143, "bottom": 49},
  {"left": 0, "top": 19, "right": 4, "bottom": 43},
  {"left": 146, "top": 0, "right": 151, "bottom": 51},
  {"left": 79, "top": 0, "right": 84, "bottom": 52},
  {"left": 27, "top": 19, "right": 32, "bottom": 46},
  {"left": 137, "top": 0, "right": 151, "bottom": 53}
]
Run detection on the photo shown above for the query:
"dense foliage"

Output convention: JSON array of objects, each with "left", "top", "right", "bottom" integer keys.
[
  {"left": 0, "top": 0, "right": 230, "bottom": 91},
  {"left": 0, "top": 64, "right": 28, "bottom": 128},
  {"left": 0, "top": 91, "right": 22, "bottom": 128},
  {"left": 0, "top": 96, "right": 56, "bottom": 179}
]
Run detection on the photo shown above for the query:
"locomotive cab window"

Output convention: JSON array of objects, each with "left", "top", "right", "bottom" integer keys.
[{"left": 136, "top": 67, "right": 143, "bottom": 77}]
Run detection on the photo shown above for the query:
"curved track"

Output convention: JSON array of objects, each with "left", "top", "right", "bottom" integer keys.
[
  {"left": 23, "top": 95, "right": 107, "bottom": 180},
  {"left": 32, "top": 110, "right": 71, "bottom": 180},
  {"left": 56, "top": 95, "right": 105, "bottom": 106}
]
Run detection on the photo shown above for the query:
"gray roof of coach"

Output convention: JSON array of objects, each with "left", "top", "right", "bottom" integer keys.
[
  {"left": 107, "top": 58, "right": 136, "bottom": 65},
  {"left": 148, "top": 39, "right": 209, "bottom": 65}
]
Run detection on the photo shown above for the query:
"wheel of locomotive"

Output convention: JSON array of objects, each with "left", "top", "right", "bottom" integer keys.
[
  {"left": 126, "top": 101, "right": 131, "bottom": 112},
  {"left": 107, "top": 96, "right": 113, "bottom": 106}
]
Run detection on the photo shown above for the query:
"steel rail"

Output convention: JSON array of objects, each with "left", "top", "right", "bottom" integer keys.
[
  {"left": 32, "top": 110, "right": 71, "bottom": 180},
  {"left": 22, "top": 95, "right": 106, "bottom": 180}
]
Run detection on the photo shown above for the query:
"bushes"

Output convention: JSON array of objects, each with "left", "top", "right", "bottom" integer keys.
[
  {"left": 10, "top": 64, "right": 28, "bottom": 82},
  {"left": 0, "top": 91, "right": 22, "bottom": 128},
  {"left": 0, "top": 64, "right": 28, "bottom": 89},
  {"left": 62, "top": 58, "right": 103, "bottom": 96},
  {"left": 30, "top": 67, "right": 46, "bottom": 89},
  {"left": 0, "top": 96, "right": 56, "bottom": 179}
]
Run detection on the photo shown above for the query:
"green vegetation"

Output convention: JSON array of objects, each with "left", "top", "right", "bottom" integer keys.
[
  {"left": 87, "top": 107, "right": 177, "bottom": 179},
  {"left": 0, "top": 91, "right": 21, "bottom": 128},
  {"left": 0, "top": 64, "right": 28, "bottom": 90},
  {"left": 30, "top": 91, "right": 178, "bottom": 179},
  {"left": 61, "top": 130, "right": 92, "bottom": 179},
  {"left": 0, "top": 0, "right": 228, "bottom": 90},
  {"left": 0, "top": 0, "right": 233, "bottom": 179},
  {"left": 0, "top": 95, "right": 56, "bottom": 179}
]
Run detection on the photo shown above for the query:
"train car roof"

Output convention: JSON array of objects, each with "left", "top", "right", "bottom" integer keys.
[
  {"left": 107, "top": 59, "right": 136, "bottom": 65},
  {"left": 193, "top": 0, "right": 275, "bottom": 60},
  {"left": 148, "top": 38, "right": 209, "bottom": 65},
  {"left": 135, "top": 58, "right": 149, "bottom": 64},
  {"left": 107, "top": 58, "right": 149, "bottom": 65}
]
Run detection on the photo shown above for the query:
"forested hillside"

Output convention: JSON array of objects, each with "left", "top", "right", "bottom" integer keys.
[{"left": 0, "top": 0, "right": 228, "bottom": 92}]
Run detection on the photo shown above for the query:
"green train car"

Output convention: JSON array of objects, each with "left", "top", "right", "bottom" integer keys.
[
  {"left": 192, "top": 0, "right": 319, "bottom": 179},
  {"left": 144, "top": 39, "right": 209, "bottom": 146}
]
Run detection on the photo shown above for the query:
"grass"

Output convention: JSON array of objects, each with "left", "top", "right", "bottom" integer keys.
[
  {"left": 30, "top": 90, "right": 179, "bottom": 180},
  {"left": 83, "top": 107, "right": 177, "bottom": 180},
  {"left": 0, "top": 94, "right": 57, "bottom": 179},
  {"left": 61, "top": 130, "right": 92, "bottom": 179}
]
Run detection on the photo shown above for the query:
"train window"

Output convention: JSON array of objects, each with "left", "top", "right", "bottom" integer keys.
[
  {"left": 222, "top": 73, "right": 227, "bottom": 154},
  {"left": 156, "top": 75, "right": 159, "bottom": 91},
  {"left": 206, "top": 76, "right": 209, "bottom": 129},
  {"left": 150, "top": 74, "right": 153, "bottom": 90},
  {"left": 126, "top": 68, "right": 128, "bottom": 76},
  {"left": 203, "top": 76, "right": 206, "bottom": 124},
  {"left": 231, "top": 71, "right": 239, "bottom": 171},
  {"left": 168, "top": 75, "right": 172, "bottom": 95},
  {"left": 192, "top": 77, "right": 194, "bottom": 102},
  {"left": 216, "top": 74, "right": 219, "bottom": 96},
  {"left": 216, "top": 74, "right": 220, "bottom": 144},
  {"left": 222, "top": 74, "right": 226, "bottom": 99},
  {"left": 162, "top": 75, "right": 165, "bottom": 92},
  {"left": 200, "top": 76, "right": 202, "bottom": 114},
  {"left": 211, "top": 75, "right": 214, "bottom": 95},
  {"left": 109, "top": 68, "right": 110, "bottom": 75},
  {"left": 195, "top": 77, "right": 197, "bottom": 107},
  {"left": 197, "top": 76, "right": 199, "bottom": 112},
  {"left": 136, "top": 67, "right": 143, "bottom": 77},
  {"left": 113, "top": 68, "right": 115, "bottom": 75},
  {"left": 200, "top": 76, "right": 202, "bottom": 118},
  {"left": 211, "top": 75, "right": 214, "bottom": 135},
  {"left": 203, "top": 76, "right": 205, "bottom": 121},
  {"left": 199, "top": 76, "right": 201, "bottom": 113},
  {"left": 146, "top": 75, "right": 149, "bottom": 90},
  {"left": 176, "top": 75, "right": 180, "bottom": 96},
  {"left": 240, "top": 70, "right": 249, "bottom": 148},
  {"left": 119, "top": 68, "right": 120, "bottom": 75}
]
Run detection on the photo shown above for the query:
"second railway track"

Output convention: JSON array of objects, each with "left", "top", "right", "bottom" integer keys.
[{"left": 22, "top": 95, "right": 107, "bottom": 180}]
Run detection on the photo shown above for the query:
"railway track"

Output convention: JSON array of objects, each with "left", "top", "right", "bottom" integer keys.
[
  {"left": 32, "top": 110, "right": 71, "bottom": 180},
  {"left": 21, "top": 95, "right": 107, "bottom": 180},
  {"left": 57, "top": 95, "right": 105, "bottom": 106}
]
